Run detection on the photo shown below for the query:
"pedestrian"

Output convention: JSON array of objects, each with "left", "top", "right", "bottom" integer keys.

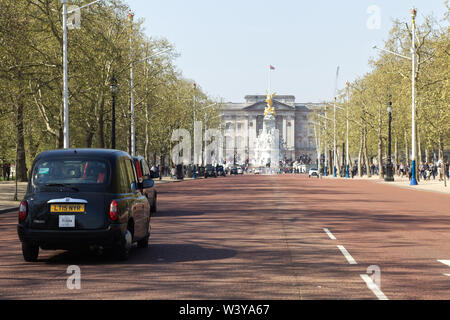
[
  {"left": 6, "top": 163, "right": 11, "bottom": 181},
  {"left": 432, "top": 164, "right": 437, "bottom": 180},
  {"left": 425, "top": 167, "right": 430, "bottom": 181},
  {"left": 438, "top": 161, "right": 443, "bottom": 181},
  {"left": 419, "top": 162, "right": 424, "bottom": 180}
]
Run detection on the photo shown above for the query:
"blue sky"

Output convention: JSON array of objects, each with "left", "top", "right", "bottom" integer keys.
[{"left": 126, "top": 0, "right": 447, "bottom": 103}]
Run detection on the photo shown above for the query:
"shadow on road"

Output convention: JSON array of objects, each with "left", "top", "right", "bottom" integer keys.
[{"left": 41, "top": 243, "right": 236, "bottom": 266}]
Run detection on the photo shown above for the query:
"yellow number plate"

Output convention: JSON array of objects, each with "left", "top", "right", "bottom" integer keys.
[{"left": 50, "top": 204, "right": 85, "bottom": 213}]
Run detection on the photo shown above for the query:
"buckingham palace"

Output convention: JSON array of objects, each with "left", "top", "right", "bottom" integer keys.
[{"left": 219, "top": 95, "right": 323, "bottom": 166}]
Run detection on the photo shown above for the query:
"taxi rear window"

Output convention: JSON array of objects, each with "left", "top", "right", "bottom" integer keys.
[{"left": 32, "top": 159, "right": 109, "bottom": 185}]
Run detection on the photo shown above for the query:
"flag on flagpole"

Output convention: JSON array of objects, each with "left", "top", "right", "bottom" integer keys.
[{"left": 270, "top": 65, "right": 275, "bottom": 70}]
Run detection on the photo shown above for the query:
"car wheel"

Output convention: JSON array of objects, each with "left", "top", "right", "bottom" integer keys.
[
  {"left": 114, "top": 228, "right": 132, "bottom": 261},
  {"left": 22, "top": 242, "right": 39, "bottom": 262},
  {"left": 151, "top": 196, "right": 157, "bottom": 214},
  {"left": 137, "top": 234, "right": 149, "bottom": 248}
]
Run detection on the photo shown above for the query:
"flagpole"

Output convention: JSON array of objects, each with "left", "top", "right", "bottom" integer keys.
[{"left": 268, "top": 66, "right": 271, "bottom": 92}]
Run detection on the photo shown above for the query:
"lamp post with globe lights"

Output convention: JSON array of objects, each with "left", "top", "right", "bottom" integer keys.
[{"left": 385, "top": 100, "right": 394, "bottom": 182}]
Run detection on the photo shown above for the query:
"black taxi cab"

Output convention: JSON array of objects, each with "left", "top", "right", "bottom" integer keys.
[{"left": 17, "top": 149, "right": 153, "bottom": 261}]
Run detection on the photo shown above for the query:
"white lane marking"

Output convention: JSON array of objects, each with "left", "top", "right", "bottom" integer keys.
[
  {"left": 437, "top": 260, "right": 450, "bottom": 276},
  {"left": 360, "top": 274, "right": 389, "bottom": 300},
  {"left": 323, "top": 228, "right": 337, "bottom": 240},
  {"left": 438, "top": 260, "right": 450, "bottom": 267},
  {"left": 337, "top": 245, "right": 357, "bottom": 265}
]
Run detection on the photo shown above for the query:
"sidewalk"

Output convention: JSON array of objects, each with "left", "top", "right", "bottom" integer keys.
[
  {"left": 324, "top": 174, "right": 450, "bottom": 195},
  {"left": 0, "top": 181, "right": 27, "bottom": 214},
  {"left": 0, "top": 176, "right": 203, "bottom": 214}
]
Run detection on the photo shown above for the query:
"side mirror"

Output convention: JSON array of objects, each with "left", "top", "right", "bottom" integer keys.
[{"left": 142, "top": 179, "right": 154, "bottom": 188}]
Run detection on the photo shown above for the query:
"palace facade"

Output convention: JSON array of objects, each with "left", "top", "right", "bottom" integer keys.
[{"left": 219, "top": 95, "right": 323, "bottom": 165}]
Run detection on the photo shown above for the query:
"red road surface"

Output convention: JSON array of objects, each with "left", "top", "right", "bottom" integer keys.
[{"left": 0, "top": 175, "right": 449, "bottom": 299}]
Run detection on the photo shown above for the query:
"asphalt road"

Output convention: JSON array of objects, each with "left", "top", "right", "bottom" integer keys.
[{"left": 1, "top": 174, "right": 450, "bottom": 299}]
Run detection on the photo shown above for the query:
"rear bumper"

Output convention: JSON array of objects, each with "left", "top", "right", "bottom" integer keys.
[{"left": 17, "top": 223, "right": 127, "bottom": 249}]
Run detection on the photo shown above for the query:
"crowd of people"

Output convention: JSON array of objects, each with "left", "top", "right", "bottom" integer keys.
[{"left": 345, "top": 160, "right": 450, "bottom": 181}]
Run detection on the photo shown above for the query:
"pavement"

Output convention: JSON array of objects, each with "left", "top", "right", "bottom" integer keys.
[
  {"left": 0, "top": 181, "right": 27, "bottom": 214},
  {"left": 1, "top": 174, "right": 450, "bottom": 299},
  {"left": 323, "top": 174, "right": 450, "bottom": 195}
]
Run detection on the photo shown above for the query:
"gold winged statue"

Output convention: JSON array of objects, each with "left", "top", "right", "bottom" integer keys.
[{"left": 264, "top": 92, "right": 276, "bottom": 117}]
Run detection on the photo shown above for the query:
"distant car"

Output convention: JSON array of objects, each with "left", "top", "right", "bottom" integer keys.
[
  {"left": 237, "top": 167, "right": 244, "bottom": 175},
  {"left": 254, "top": 167, "right": 265, "bottom": 175},
  {"left": 216, "top": 165, "right": 226, "bottom": 177},
  {"left": 17, "top": 149, "right": 152, "bottom": 262},
  {"left": 309, "top": 168, "right": 319, "bottom": 178},
  {"left": 133, "top": 156, "right": 157, "bottom": 215},
  {"left": 204, "top": 164, "right": 217, "bottom": 178},
  {"left": 229, "top": 167, "right": 238, "bottom": 175}
]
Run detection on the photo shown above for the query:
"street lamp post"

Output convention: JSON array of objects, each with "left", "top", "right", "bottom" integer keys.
[
  {"left": 128, "top": 11, "right": 135, "bottom": 156},
  {"left": 333, "top": 97, "right": 337, "bottom": 177},
  {"left": 372, "top": 8, "right": 418, "bottom": 186},
  {"left": 345, "top": 82, "right": 350, "bottom": 178},
  {"left": 110, "top": 76, "right": 118, "bottom": 149},
  {"left": 410, "top": 8, "right": 418, "bottom": 186},
  {"left": 385, "top": 100, "right": 394, "bottom": 182},
  {"left": 62, "top": 0, "right": 69, "bottom": 149},
  {"left": 324, "top": 107, "right": 328, "bottom": 176},
  {"left": 193, "top": 82, "right": 197, "bottom": 179},
  {"left": 60, "top": 0, "right": 101, "bottom": 149},
  {"left": 127, "top": 9, "right": 170, "bottom": 157}
]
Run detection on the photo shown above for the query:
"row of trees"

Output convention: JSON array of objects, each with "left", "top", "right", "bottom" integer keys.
[
  {"left": 0, "top": 0, "right": 221, "bottom": 181},
  {"left": 314, "top": 5, "right": 449, "bottom": 180}
]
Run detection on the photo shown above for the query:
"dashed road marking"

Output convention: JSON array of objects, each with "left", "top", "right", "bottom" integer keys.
[
  {"left": 360, "top": 274, "right": 389, "bottom": 300},
  {"left": 325, "top": 229, "right": 388, "bottom": 299},
  {"left": 437, "top": 260, "right": 450, "bottom": 276},
  {"left": 438, "top": 260, "right": 450, "bottom": 267},
  {"left": 323, "top": 228, "right": 336, "bottom": 240},
  {"left": 337, "top": 245, "right": 357, "bottom": 265}
]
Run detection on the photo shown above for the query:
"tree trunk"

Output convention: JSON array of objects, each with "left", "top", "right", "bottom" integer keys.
[
  {"left": 395, "top": 137, "right": 399, "bottom": 175},
  {"left": 145, "top": 104, "right": 150, "bottom": 162},
  {"left": 336, "top": 147, "right": 341, "bottom": 176},
  {"left": 363, "top": 126, "right": 371, "bottom": 178},
  {"left": 98, "top": 98, "right": 105, "bottom": 149},
  {"left": 85, "top": 131, "right": 94, "bottom": 148},
  {"left": 56, "top": 103, "right": 64, "bottom": 149},
  {"left": 404, "top": 130, "right": 409, "bottom": 166},
  {"left": 439, "top": 135, "right": 447, "bottom": 187},
  {"left": 358, "top": 131, "right": 363, "bottom": 177},
  {"left": 377, "top": 105, "right": 384, "bottom": 179},
  {"left": 15, "top": 97, "right": 27, "bottom": 182}
]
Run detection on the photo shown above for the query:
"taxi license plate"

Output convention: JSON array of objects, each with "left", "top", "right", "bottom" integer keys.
[
  {"left": 50, "top": 204, "right": 85, "bottom": 213},
  {"left": 59, "top": 215, "right": 75, "bottom": 228}
]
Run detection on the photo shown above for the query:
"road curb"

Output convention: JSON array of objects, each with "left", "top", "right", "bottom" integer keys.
[{"left": 0, "top": 207, "right": 16, "bottom": 215}]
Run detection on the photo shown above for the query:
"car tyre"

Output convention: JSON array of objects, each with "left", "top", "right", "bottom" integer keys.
[
  {"left": 114, "top": 229, "right": 132, "bottom": 261},
  {"left": 151, "top": 196, "right": 157, "bottom": 214},
  {"left": 22, "top": 242, "right": 39, "bottom": 262},
  {"left": 137, "top": 234, "right": 149, "bottom": 249}
]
